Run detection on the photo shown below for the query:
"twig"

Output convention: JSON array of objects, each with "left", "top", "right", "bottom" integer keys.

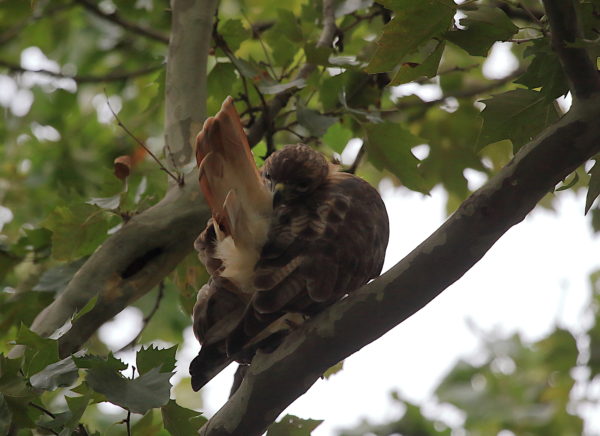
[
  {"left": 0, "top": 59, "right": 163, "bottom": 84},
  {"left": 241, "top": 11, "right": 278, "bottom": 80},
  {"left": 105, "top": 93, "right": 183, "bottom": 185},
  {"left": 245, "top": 0, "right": 337, "bottom": 147},
  {"left": 0, "top": 3, "right": 74, "bottom": 45},
  {"left": 542, "top": 0, "right": 600, "bottom": 100},
  {"left": 117, "top": 282, "right": 165, "bottom": 352},
  {"left": 74, "top": 0, "right": 169, "bottom": 44},
  {"left": 393, "top": 67, "right": 526, "bottom": 110},
  {"left": 346, "top": 144, "right": 366, "bottom": 174},
  {"left": 29, "top": 402, "right": 55, "bottom": 419}
]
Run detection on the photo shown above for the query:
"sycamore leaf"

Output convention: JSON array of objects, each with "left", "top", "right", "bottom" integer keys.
[
  {"left": 364, "top": 122, "right": 429, "bottom": 193},
  {"left": 208, "top": 63, "right": 238, "bottom": 107},
  {"left": 335, "top": 0, "right": 374, "bottom": 17},
  {"left": 445, "top": 6, "right": 518, "bottom": 56},
  {"left": 296, "top": 105, "right": 337, "bottom": 137},
  {"left": 390, "top": 41, "right": 445, "bottom": 86},
  {"left": 264, "top": 10, "right": 303, "bottom": 66},
  {"left": 73, "top": 353, "right": 128, "bottom": 372},
  {"left": 477, "top": 89, "right": 559, "bottom": 152},
  {"left": 218, "top": 19, "right": 249, "bottom": 52},
  {"left": 86, "top": 366, "right": 172, "bottom": 414},
  {"left": 586, "top": 161, "right": 600, "bottom": 214},
  {"left": 86, "top": 194, "right": 122, "bottom": 210},
  {"left": 136, "top": 345, "right": 177, "bottom": 375},
  {"left": 267, "top": 414, "right": 323, "bottom": 436},
  {"left": 15, "top": 324, "right": 59, "bottom": 376},
  {"left": 44, "top": 203, "right": 112, "bottom": 261},
  {"left": 322, "top": 123, "right": 353, "bottom": 154},
  {"left": 30, "top": 353, "right": 83, "bottom": 391},
  {"left": 33, "top": 257, "right": 87, "bottom": 292},
  {"left": 0, "top": 394, "right": 10, "bottom": 436},
  {"left": 555, "top": 172, "right": 579, "bottom": 192},
  {"left": 132, "top": 410, "right": 163, "bottom": 435},
  {"left": 161, "top": 400, "right": 207, "bottom": 436},
  {"left": 366, "top": 0, "right": 454, "bottom": 73},
  {"left": 516, "top": 39, "right": 569, "bottom": 101},
  {"left": 71, "top": 295, "right": 98, "bottom": 322},
  {"left": 257, "top": 78, "right": 306, "bottom": 95}
]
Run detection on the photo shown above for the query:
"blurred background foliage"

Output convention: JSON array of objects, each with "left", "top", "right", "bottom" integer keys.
[{"left": 1, "top": 0, "right": 599, "bottom": 434}]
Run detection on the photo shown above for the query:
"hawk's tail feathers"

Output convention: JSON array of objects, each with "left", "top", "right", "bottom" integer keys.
[{"left": 195, "top": 96, "right": 272, "bottom": 247}]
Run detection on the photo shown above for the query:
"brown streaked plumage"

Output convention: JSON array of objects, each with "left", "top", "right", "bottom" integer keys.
[{"left": 190, "top": 96, "right": 389, "bottom": 391}]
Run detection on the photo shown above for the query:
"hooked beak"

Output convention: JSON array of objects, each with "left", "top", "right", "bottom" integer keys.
[{"left": 273, "top": 182, "right": 286, "bottom": 205}]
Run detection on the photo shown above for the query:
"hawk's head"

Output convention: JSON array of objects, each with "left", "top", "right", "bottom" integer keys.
[{"left": 262, "top": 144, "right": 330, "bottom": 204}]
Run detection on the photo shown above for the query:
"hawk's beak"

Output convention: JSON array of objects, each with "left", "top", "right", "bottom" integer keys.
[{"left": 273, "top": 182, "right": 285, "bottom": 205}]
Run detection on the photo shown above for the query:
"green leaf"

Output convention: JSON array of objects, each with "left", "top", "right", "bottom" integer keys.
[
  {"left": 264, "top": 10, "right": 304, "bottom": 66},
  {"left": 555, "top": 171, "right": 579, "bottom": 192},
  {"left": 477, "top": 89, "right": 559, "bottom": 152},
  {"left": 132, "top": 409, "right": 162, "bottom": 436},
  {"left": 365, "top": 0, "right": 455, "bottom": 73},
  {"left": 86, "top": 193, "right": 122, "bottom": 210},
  {"left": 30, "top": 354, "right": 81, "bottom": 391},
  {"left": 586, "top": 161, "right": 600, "bottom": 214},
  {"left": 208, "top": 63, "right": 238, "bottom": 107},
  {"left": 267, "top": 414, "right": 323, "bottom": 436},
  {"left": 257, "top": 78, "right": 306, "bottom": 95},
  {"left": 23, "top": 228, "right": 52, "bottom": 251},
  {"left": 218, "top": 19, "right": 249, "bottom": 52},
  {"left": 322, "top": 123, "right": 352, "bottom": 154},
  {"left": 161, "top": 399, "right": 207, "bottom": 436},
  {"left": 15, "top": 324, "right": 59, "bottom": 376},
  {"left": 516, "top": 39, "right": 569, "bottom": 101},
  {"left": 304, "top": 43, "right": 331, "bottom": 66},
  {"left": 0, "top": 394, "right": 10, "bottom": 435},
  {"left": 364, "top": 122, "right": 428, "bottom": 193},
  {"left": 86, "top": 366, "right": 172, "bottom": 414},
  {"left": 73, "top": 353, "right": 128, "bottom": 372},
  {"left": 323, "top": 360, "right": 344, "bottom": 379},
  {"left": 44, "top": 203, "right": 112, "bottom": 261},
  {"left": 445, "top": 6, "right": 518, "bottom": 56},
  {"left": 390, "top": 41, "right": 445, "bottom": 86},
  {"left": 136, "top": 345, "right": 177, "bottom": 375},
  {"left": 33, "top": 257, "right": 88, "bottom": 292},
  {"left": 72, "top": 295, "right": 98, "bottom": 322},
  {"left": 296, "top": 105, "right": 337, "bottom": 137}
]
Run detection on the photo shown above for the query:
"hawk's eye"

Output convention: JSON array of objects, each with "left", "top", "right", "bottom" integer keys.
[
  {"left": 296, "top": 180, "right": 310, "bottom": 192},
  {"left": 264, "top": 172, "right": 271, "bottom": 180}
]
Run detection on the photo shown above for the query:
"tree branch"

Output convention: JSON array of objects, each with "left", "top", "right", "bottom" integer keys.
[
  {"left": 74, "top": 0, "right": 169, "bottom": 44},
  {"left": 199, "top": 87, "right": 600, "bottom": 436},
  {"left": 165, "top": 0, "right": 218, "bottom": 167},
  {"left": 0, "top": 60, "right": 163, "bottom": 84},
  {"left": 245, "top": 0, "right": 337, "bottom": 147},
  {"left": 199, "top": 2, "right": 600, "bottom": 433},
  {"left": 11, "top": 0, "right": 218, "bottom": 358},
  {"left": 542, "top": 0, "right": 600, "bottom": 100}
]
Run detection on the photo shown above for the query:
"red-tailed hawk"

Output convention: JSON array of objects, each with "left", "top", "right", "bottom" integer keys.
[{"left": 190, "top": 97, "right": 389, "bottom": 391}]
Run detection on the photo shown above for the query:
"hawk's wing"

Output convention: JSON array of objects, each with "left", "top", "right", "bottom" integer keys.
[
  {"left": 226, "top": 171, "right": 389, "bottom": 354},
  {"left": 190, "top": 99, "right": 389, "bottom": 392}
]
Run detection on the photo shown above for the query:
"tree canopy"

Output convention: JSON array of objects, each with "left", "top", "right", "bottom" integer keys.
[{"left": 1, "top": 0, "right": 600, "bottom": 434}]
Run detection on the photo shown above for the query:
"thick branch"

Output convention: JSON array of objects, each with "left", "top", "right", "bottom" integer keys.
[
  {"left": 12, "top": 0, "right": 218, "bottom": 357},
  {"left": 165, "top": 0, "right": 218, "bottom": 167},
  {"left": 16, "top": 171, "right": 208, "bottom": 357},
  {"left": 246, "top": 0, "right": 337, "bottom": 147},
  {"left": 542, "top": 0, "right": 600, "bottom": 100},
  {"left": 74, "top": 0, "right": 169, "bottom": 44},
  {"left": 0, "top": 59, "right": 162, "bottom": 83},
  {"left": 200, "top": 94, "right": 600, "bottom": 436}
]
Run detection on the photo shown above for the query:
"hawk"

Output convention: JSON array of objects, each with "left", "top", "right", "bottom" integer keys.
[{"left": 190, "top": 96, "right": 389, "bottom": 391}]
